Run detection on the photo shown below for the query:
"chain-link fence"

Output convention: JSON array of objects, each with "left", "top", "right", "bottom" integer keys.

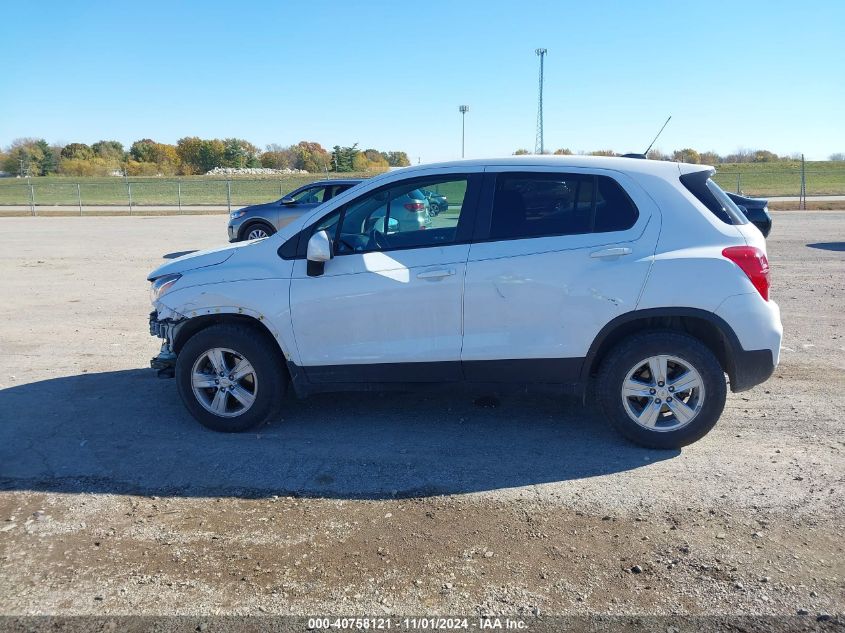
[
  {"left": 711, "top": 169, "right": 845, "bottom": 197},
  {"left": 0, "top": 175, "right": 350, "bottom": 215},
  {"left": 1, "top": 169, "right": 844, "bottom": 215}
]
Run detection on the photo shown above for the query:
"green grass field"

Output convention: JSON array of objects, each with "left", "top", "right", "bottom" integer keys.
[
  {"left": 0, "top": 173, "right": 376, "bottom": 207},
  {"left": 0, "top": 162, "right": 843, "bottom": 208},
  {"left": 711, "top": 161, "right": 845, "bottom": 197}
]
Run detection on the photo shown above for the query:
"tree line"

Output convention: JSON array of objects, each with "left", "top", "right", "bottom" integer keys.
[
  {"left": 0, "top": 137, "right": 411, "bottom": 177},
  {"left": 514, "top": 147, "right": 845, "bottom": 163}
]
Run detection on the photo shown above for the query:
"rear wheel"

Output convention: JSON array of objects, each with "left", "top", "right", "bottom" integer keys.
[
  {"left": 243, "top": 222, "right": 275, "bottom": 240},
  {"left": 175, "top": 324, "right": 286, "bottom": 432},
  {"left": 596, "top": 331, "right": 726, "bottom": 449}
]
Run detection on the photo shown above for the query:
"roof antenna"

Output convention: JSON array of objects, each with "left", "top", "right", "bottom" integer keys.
[
  {"left": 643, "top": 115, "right": 672, "bottom": 156},
  {"left": 623, "top": 116, "right": 672, "bottom": 159}
]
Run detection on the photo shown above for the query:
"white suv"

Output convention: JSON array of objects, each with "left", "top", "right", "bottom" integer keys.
[{"left": 148, "top": 156, "right": 782, "bottom": 449}]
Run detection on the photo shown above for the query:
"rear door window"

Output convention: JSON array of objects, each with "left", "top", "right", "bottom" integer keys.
[
  {"left": 489, "top": 173, "right": 638, "bottom": 240},
  {"left": 328, "top": 184, "right": 352, "bottom": 199}
]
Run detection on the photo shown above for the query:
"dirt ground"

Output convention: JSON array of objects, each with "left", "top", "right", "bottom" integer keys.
[{"left": 0, "top": 212, "right": 843, "bottom": 621}]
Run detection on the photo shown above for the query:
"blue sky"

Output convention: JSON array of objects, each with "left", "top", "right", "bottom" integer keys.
[{"left": 1, "top": 0, "right": 843, "bottom": 161}]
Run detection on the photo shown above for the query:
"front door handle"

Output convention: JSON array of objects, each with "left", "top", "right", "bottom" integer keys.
[
  {"left": 417, "top": 268, "right": 456, "bottom": 280},
  {"left": 590, "top": 247, "right": 632, "bottom": 259}
]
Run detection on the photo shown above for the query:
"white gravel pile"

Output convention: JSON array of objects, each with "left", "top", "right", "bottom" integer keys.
[{"left": 205, "top": 167, "right": 309, "bottom": 176}]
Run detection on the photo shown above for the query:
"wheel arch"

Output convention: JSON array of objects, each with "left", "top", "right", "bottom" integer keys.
[
  {"left": 171, "top": 312, "right": 287, "bottom": 362},
  {"left": 238, "top": 219, "right": 276, "bottom": 241},
  {"left": 582, "top": 308, "right": 743, "bottom": 388}
]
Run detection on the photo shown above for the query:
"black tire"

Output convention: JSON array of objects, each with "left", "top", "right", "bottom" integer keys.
[
  {"left": 595, "top": 331, "right": 727, "bottom": 449},
  {"left": 240, "top": 221, "right": 276, "bottom": 241},
  {"left": 175, "top": 323, "right": 286, "bottom": 432}
]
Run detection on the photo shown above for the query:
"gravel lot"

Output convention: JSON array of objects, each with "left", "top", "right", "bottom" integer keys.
[{"left": 0, "top": 212, "right": 843, "bottom": 620}]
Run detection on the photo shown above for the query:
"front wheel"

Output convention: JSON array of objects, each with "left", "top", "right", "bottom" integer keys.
[
  {"left": 595, "top": 331, "right": 727, "bottom": 449},
  {"left": 175, "top": 324, "right": 286, "bottom": 432},
  {"left": 244, "top": 222, "right": 275, "bottom": 241}
]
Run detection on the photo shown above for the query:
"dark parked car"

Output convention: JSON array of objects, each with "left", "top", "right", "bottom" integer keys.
[
  {"left": 726, "top": 192, "right": 772, "bottom": 237},
  {"left": 227, "top": 179, "right": 363, "bottom": 242},
  {"left": 421, "top": 188, "right": 448, "bottom": 215}
]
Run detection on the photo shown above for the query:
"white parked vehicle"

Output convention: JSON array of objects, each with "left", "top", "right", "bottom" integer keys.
[{"left": 148, "top": 156, "right": 782, "bottom": 448}]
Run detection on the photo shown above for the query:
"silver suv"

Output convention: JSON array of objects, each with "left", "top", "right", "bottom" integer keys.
[{"left": 227, "top": 179, "right": 363, "bottom": 242}]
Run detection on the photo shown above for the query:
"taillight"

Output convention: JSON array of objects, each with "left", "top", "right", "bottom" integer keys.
[
  {"left": 722, "top": 246, "right": 770, "bottom": 301},
  {"left": 404, "top": 202, "right": 425, "bottom": 212}
]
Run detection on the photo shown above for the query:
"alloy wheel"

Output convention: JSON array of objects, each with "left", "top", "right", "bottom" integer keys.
[
  {"left": 620, "top": 354, "right": 705, "bottom": 432},
  {"left": 190, "top": 347, "right": 258, "bottom": 418}
]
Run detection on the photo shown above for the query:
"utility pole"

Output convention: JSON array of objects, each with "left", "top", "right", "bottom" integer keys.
[
  {"left": 799, "top": 154, "right": 806, "bottom": 210},
  {"left": 459, "top": 105, "right": 469, "bottom": 158},
  {"left": 535, "top": 48, "right": 547, "bottom": 154}
]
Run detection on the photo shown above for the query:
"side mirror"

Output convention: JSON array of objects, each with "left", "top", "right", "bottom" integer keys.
[
  {"left": 306, "top": 230, "right": 332, "bottom": 276},
  {"left": 281, "top": 195, "right": 296, "bottom": 205},
  {"left": 386, "top": 217, "right": 400, "bottom": 234}
]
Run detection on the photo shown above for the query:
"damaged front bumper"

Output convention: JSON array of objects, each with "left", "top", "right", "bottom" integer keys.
[{"left": 149, "top": 310, "right": 178, "bottom": 378}]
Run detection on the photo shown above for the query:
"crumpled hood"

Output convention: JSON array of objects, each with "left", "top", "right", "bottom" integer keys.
[{"left": 147, "top": 240, "right": 258, "bottom": 281}]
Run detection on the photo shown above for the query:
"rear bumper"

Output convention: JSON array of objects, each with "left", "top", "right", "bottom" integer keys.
[
  {"left": 715, "top": 294, "right": 782, "bottom": 392},
  {"left": 729, "top": 348, "right": 776, "bottom": 392}
]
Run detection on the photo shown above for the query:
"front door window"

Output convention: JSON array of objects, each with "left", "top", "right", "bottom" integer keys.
[{"left": 331, "top": 178, "right": 469, "bottom": 254}]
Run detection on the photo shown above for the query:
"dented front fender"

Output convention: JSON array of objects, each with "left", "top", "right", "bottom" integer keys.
[{"left": 152, "top": 277, "right": 299, "bottom": 364}]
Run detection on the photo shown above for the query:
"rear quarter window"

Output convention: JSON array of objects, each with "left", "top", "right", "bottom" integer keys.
[
  {"left": 594, "top": 176, "right": 639, "bottom": 233},
  {"left": 680, "top": 170, "right": 748, "bottom": 225}
]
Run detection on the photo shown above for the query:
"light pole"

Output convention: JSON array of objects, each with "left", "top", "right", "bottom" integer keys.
[
  {"left": 535, "top": 48, "right": 547, "bottom": 155},
  {"left": 459, "top": 105, "right": 469, "bottom": 158}
]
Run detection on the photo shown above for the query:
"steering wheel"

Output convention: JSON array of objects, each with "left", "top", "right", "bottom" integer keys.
[
  {"left": 336, "top": 236, "right": 357, "bottom": 253},
  {"left": 369, "top": 228, "right": 389, "bottom": 250}
]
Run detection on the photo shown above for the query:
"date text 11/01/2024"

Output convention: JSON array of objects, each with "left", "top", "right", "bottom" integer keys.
[{"left": 307, "top": 617, "right": 529, "bottom": 630}]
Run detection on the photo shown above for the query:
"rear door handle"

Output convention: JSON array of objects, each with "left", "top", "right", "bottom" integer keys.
[
  {"left": 417, "top": 268, "right": 456, "bottom": 280},
  {"left": 590, "top": 247, "right": 632, "bottom": 259}
]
